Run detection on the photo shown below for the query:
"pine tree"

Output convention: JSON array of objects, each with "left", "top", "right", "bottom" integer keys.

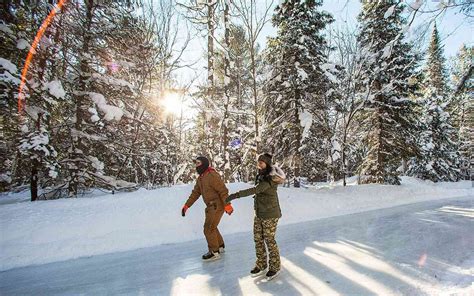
[
  {"left": 357, "top": 1, "right": 420, "bottom": 185},
  {"left": 264, "top": 0, "right": 334, "bottom": 187},
  {"left": 425, "top": 24, "right": 448, "bottom": 94},
  {"left": 407, "top": 24, "right": 462, "bottom": 182},
  {"left": 407, "top": 90, "right": 461, "bottom": 182},
  {"left": 1, "top": 0, "right": 194, "bottom": 197},
  {"left": 63, "top": 1, "right": 142, "bottom": 195},
  {"left": 450, "top": 45, "right": 473, "bottom": 180},
  {"left": 0, "top": 2, "right": 25, "bottom": 191},
  {"left": 1, "top": 2, "right": 63, "bottom": 197}
]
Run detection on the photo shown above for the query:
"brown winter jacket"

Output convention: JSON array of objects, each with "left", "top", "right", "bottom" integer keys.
[{"left": 185, "top": 167, "right": 229, "bottom": 208}]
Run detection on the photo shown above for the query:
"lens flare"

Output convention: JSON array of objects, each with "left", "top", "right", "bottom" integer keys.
[
  {"left": 161, "top": 92, "right": 183, "bottom": 115},
  {"left": 18, "top": 0, "right": 67, "bottom": 114},
  {"left": 106, "top": 61, "right": 120, "bottom": 73},
  {"left": 418, "top": 253, "right": 427, "bottom": 267}
]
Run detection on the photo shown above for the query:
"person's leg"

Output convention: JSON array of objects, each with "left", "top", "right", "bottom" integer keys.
[
  {"left": 262, "top": 218, "right": 280, "bottom": 272},
  {"left": 203, "top": 205, "right": 225, "bottom": 252},
  {"left": 253, "top": 216, "right": 267, "bottom": 269},
  {"left": 216, "top": 227, "right": 224, "bottom": 248}
]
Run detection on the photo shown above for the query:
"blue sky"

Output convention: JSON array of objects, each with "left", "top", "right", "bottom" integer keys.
[
  {"left": 257, "top": 0, "right": 472, "bottom": 58},
  {"left": 177, "top": 0, "right": 472, "bottom": 88}
]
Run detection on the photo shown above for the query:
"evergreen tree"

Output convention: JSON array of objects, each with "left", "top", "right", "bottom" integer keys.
[
  {"left": 0, "top": 1, "right": 26, "bottom": 191},
  {"left": 1, "top": 0, "right": 199, "bottom": 197},
  {"left": 357, "top": 1, "right": 419, "bottom": 185},
  {"left": 264, "top": 0, "right": 334, "bottom": 187},
  {"left": 407, "top": 25, "right": 462, "bottom": 182},
  {"left": 63, "top": 1, "right": 144, "bottom": 195},
  {"left": 450, "top": 45, "right": 473, "bottom": 180},
  {"left": 407, "top": 89, "right": 461, "bottom": 182},
  {"left": 425, "top": 24, "right": 448, "bottom": 94},
  {"left": 1, "top": 2, "right": 63, "bottom": 198}
]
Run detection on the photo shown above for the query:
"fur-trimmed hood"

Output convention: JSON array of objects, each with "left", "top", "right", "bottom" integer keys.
[{"left": 270, "top": 165, "right": 286, "bottom": 184}]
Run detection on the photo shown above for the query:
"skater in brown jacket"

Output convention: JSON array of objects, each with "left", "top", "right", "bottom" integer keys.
[{"left": 181, "top": 156, "right": 234, "bottom": 261}]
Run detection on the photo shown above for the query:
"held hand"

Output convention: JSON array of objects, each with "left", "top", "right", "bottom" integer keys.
[
  {"left": 224, "top": 203, "right": 234, "bottom": 215},
  {"left": 225, "top": 193, "right": 238, "bottom": 204},
  {"left": 181, "top": 204, "right": 189, "bottom": 217}
]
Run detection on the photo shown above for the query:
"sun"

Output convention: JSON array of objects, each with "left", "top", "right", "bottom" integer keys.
[{"left": 161, "top": 92, "right": 183, "bottom": 115}]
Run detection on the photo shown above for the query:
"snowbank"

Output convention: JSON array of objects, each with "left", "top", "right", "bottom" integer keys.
[{"left": 0, "top": 177, "right": 472, "bottom": 271}]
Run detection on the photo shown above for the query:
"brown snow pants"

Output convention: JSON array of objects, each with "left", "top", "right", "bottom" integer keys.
[{"left": 204, "top": 201, "right": 225, "bottom": 252}]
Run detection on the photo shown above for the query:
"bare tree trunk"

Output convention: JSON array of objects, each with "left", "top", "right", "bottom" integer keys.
[
  {"left": 30, "top": 25, "right": 48, "bottom": 200},
  {"left": 342, "top": 121, "right": 348, "bottom": 186},
  {"left": 206, "top": 0, "right": 216, "bottom": 154},
  {"left": 69, "top": 0, "right": 94, "bottom": 196},
  {"left": 30, "top": 114, "right": 43, "bottom": 201},
  {"left": 293, "top": 89, "right": 302, "bottom": 188},
  {"left": 30, "top": 159, "right": 39, "bottom": 201},
  {"left": 251, "top": 46, "right": 259, "bottom": 153},
  {"left": 221, "top": 0, "right": 231, "bottom": 181},
  {"left": 453, "top": 65, "right": 473, "bottom": 97}
]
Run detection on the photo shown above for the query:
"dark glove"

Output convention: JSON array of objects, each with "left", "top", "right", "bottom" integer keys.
[
  {"left": 225, "top": 193, "right": 239, "bottom": 203},
  {"left": 181, "top": 204, "right": 189, "bottom": 217}
]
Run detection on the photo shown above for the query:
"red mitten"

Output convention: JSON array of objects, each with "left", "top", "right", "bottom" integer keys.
[
  {"left": 224, "top": 203, "right": 234, "bottom": 215},
  {"left": 182, "top": 204, "right": 189, "bottom": 217}
]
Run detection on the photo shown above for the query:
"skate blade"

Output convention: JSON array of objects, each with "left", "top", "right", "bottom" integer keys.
[
  {"left": 250, "top": 270, "right": 266, "bottom": 278},
  {"left": 265, "top": 271, "right": 280, "bottom": 281},
  {"left": 202, "top": 255, "right": 221, "bottom": 262}
]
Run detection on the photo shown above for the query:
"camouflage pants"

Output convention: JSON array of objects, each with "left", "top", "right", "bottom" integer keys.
[{"left": 253, "top": 216, "right": 280, "bottom": 271}]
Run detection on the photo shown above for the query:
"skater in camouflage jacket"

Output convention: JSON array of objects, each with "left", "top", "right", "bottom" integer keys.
[{"left": 226, "top": 153, "right": 285, "bottom": 280}]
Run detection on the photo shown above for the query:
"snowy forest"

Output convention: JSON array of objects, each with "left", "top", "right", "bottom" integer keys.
[{"left": 1, "top": 0, "right": 472, "bottom": 200}]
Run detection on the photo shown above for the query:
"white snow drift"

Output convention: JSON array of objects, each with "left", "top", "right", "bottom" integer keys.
[{"left": 0, "top": 176, "right": 472, "bottom": 271}]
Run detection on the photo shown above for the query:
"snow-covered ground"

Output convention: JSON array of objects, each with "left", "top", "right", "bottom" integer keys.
[
  {"left": 0, "top": 195, "right": 472, "bottom": 295},
  {"left": 0, "top": 176, "right": 472, "bottom": 273}
]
